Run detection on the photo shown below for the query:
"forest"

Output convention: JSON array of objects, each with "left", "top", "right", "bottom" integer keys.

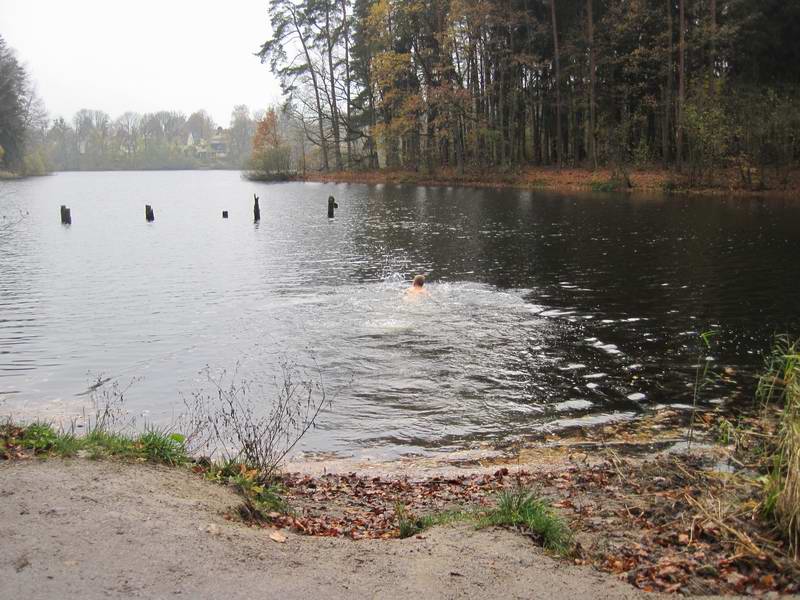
[
  {"left": 3, "top": 1, "right": 800, "bottom": 189},
  {"left": 257, "top": 0, "right": 800, "bottom": 189}
]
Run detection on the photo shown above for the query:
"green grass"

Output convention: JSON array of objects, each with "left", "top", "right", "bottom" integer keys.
[
  {"left": 688, "top": 330, "right": 717, "bottom": 448},
  {"left": 2, "top": 422, "right": 188, "bottom": 465},
  {"left": 230, "top": 471, "right": 288, "bottom": 514},
  {"left": 83, "top": 429, "right": 138, "bottom": 458},
  {"left": 2, "top": 421, "right": 289, "bottom": 522},
  {"left": 477, "top": 489, "right": 573, "bottom": 555},
  {"left": 396, "top": 504, "right": 471, "bottom": 538},
  {"left": 20, "top": 422, "right": 59, "bottom": 451},
  {"left": 137, "top": 428, "right": 188, "bottom": 466},
  {"left": 395, "top": 488, "right": 573, "bottom": 555},
  {"left": 203, "top": 459, "right": 290, "bottom": 518},
  {"left": 756, "top": 336, "right": 800, "bottom": 556},
  {"left": 50, "top": 432, "right": 83, "bottom": 457}
]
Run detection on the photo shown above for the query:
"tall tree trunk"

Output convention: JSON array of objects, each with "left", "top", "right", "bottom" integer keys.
[
  {"left": 533, "top": 88, "right": 542, "bottom": 164},
  {"left": 455, "top": 115, "right": 465, "bottom": 175},
  {"left": 568, "top": 84, "right": 575, "bottom": 164},
  {"left": 587, "top": 0, "right": 597, "bottom": 169},
  {"left": 300, "top": 130, "right": 307, "bottom": 176},
  {"left": 341, "top": 0, "right": 352, "bottom": 169},
  {"left": 290, "top": 8, "right": 328, "bottom": 171},
  {"left": 325, "top": 1, "right": 343, "bottom": 170},
  {"left": 468, "top": 38, "right": 480, "bottom": 167},
  {"left": 677, "top": 0, "right": 685, "bottom": 171},
  {"left": 499, "top": 65, "right": 506, "bottom": 167},
  {"left": 480, "top": 45, "right": 490, "bottom": 167},
  {"left": 544, "top": 103, "right": 551, "bottom": 163},
  {"left": 709, "top": 0, "right": 717, "bottom": 71},
  {"left": 368, "top": 87, "right": 379, "bottom": 169},
  {"left": 662, "top": 0, "right": 673, "bottom": 167},
  {"left": 549, "top": 0, "right": 563, "bottom": 169}
]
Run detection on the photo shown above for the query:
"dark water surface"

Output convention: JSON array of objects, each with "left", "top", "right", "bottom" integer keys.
[{"left": 1, "top": 171, "right": 798, "bottom": 457}]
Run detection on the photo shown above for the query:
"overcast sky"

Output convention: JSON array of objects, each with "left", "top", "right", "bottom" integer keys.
[{"left": 0, "top": 0, "right": 282, "bottom": 125}]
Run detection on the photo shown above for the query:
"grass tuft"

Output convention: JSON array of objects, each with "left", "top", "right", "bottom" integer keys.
[
  {"left": 757, "top": 336, "right": 800, "bottom": 556},
  {"left": 397, "top": 504, "right": 419, "bottom": 539},
  {"left": 478, "top": 488, "right": 573, "bottom": 555},
  {"left": 393, "top": 490, "right": 571, "bottom": 555},
  {"left": 20, "top": 422, "right": 59, "bottom": 452},
  {"left": 136, "top": 428, "right": 188, "bottom": 466},
  {"left": 203, "top": 460, "right": 290, "bottom": 519},
  {"left": 83, "top": 429, "right": 137, "bottom": 458},
  {"left": 395, "top": 503, "right": 471, "bottom": 539},
  {"left": 50, "top": 432, "right": 82, "bottom": 457}
]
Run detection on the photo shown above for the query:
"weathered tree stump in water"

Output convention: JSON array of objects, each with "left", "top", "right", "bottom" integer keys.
[
  {"left": 253, "top": 194, "right": 260, "bottom": 222},
  {"left": 222, "top": 210, "right": 229, "bottom": 219},
  {"left": 60, "top": 205, "right": 71, "bottom": 225},
  {"left": 327, "top": 196, "right": 338, "bottom": 218},
  {"left": 145, "top": 205, "right": 155, "bottom": 222}
]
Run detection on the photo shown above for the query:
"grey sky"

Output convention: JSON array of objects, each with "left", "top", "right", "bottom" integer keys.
[{"left": 0, "top": 0, "right": 282, "bottom": 126}]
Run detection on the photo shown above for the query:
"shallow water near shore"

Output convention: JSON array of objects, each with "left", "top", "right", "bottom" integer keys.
[{"left": 1, "top": 171, "right": 799, "bottom": 458}]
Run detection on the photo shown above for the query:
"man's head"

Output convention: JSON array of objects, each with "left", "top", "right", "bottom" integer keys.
[{"left": 413, "top": 274, "right": 425, "bottom": 288}]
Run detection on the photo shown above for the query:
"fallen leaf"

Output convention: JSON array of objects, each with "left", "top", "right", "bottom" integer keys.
[{"left": 269, "top": 530, "right": 287, "bottom": 543}]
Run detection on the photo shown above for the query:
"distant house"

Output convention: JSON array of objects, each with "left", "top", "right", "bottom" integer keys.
[
  {"left": 208, "top": 127, "right": 229, "bottom": 159},
  {"left": 184, "top": 127, "right": 230, "bottom": 161},
  {"left": 184, "top": 131, "right": 208, "bottom": 159}
]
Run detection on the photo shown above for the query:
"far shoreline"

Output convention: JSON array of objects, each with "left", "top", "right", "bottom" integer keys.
[
  {"left": 301, "top": 166, "right": 800, "bottom": 199},
  {"left": 9, "top": 166, "right": 800, "bottom": 199}
]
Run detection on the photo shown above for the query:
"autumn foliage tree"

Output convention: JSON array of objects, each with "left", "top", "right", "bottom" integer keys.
[{"left": 247, "top": 107, "right": 292, "bottom": 177}]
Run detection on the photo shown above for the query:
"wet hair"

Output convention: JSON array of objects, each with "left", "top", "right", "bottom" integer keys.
[{"left": 413, "top": 275, "right": 425, "bottom": 287}]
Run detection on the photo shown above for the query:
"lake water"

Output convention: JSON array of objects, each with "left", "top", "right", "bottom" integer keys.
[{"left": 1, "top": 171, "right": 799, "bottom": 458}]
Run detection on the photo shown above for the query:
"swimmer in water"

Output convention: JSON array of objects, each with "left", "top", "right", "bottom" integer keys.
[{"left": 406, "top": 274, "right": 431, "bottom": 297}]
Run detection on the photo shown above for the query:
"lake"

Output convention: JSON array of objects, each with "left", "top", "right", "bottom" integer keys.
[{"left": 1, "top": 171, "right": 799, "bottom": 458}]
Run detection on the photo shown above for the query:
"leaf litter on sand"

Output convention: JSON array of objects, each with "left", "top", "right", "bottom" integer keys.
[
  {"left": 268, "top": 470, "right": 509, "bottom": 540},
  {"left": 240, "top": 452, "right": 798, "bottom": 596}
]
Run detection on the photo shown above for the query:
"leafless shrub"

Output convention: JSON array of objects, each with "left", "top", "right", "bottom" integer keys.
[
  {"left": 74, "top": 373, "right": 141, "bottom": 434},
  {"left": 181, "top": 356, "right": 334, "bottom": 482}
]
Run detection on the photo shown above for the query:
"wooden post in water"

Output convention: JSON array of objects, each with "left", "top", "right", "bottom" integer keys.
[
  {"left": 145, "top": 205, "right": 155, "bottom": 222},
  {"left": 327, "top": 195, "right": 338, "bottom": 219},
  {"left": 222, "top": 210, "right": 229, "bottom": 219},
  {"left": 60, "top": 205, "right": 71, "bottom": 225},
  {"left": 253, "top": 194, "right": 260, "bottom": 222}
]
